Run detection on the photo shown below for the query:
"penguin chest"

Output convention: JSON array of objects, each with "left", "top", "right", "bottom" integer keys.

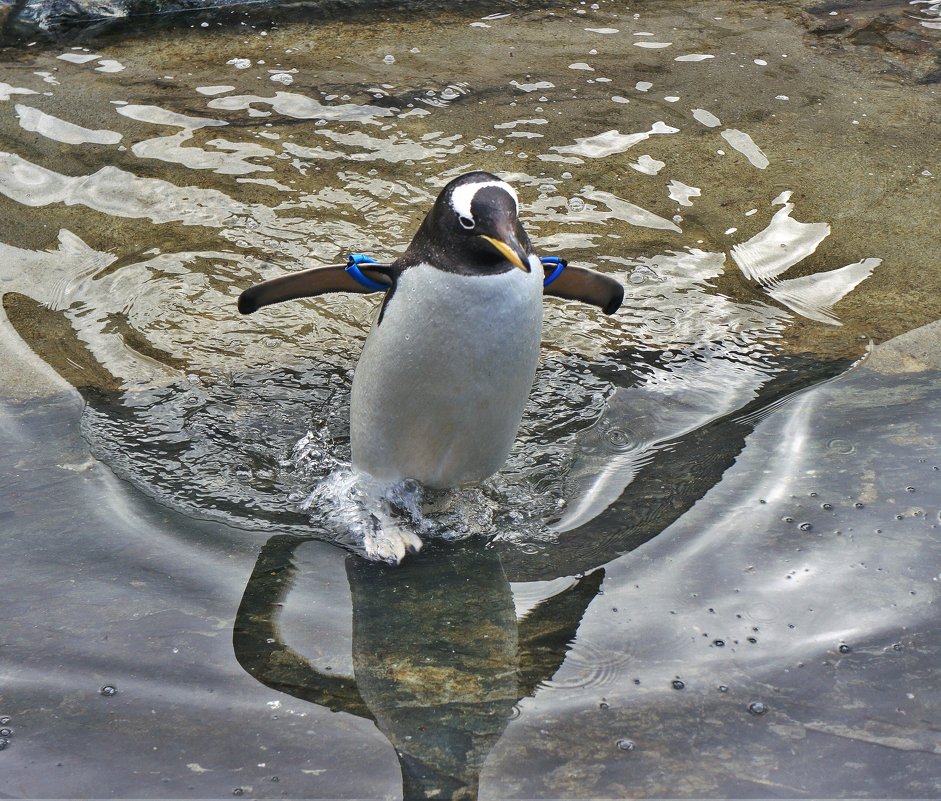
[{"left": 350, "top": 262, "right": 544, "bottom": 488}]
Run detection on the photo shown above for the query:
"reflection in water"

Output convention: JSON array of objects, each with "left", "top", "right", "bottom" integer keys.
[{"left": 235, "top": 536, "right": 604, "bottom": 800}]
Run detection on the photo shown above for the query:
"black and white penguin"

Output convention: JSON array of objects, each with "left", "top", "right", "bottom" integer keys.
[{"left": 239, "top": 171, "right": 623, "bottom": 490}]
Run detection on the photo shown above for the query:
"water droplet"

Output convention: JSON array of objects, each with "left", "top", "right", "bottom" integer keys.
[
  {"left": 508, "top": 704, "right": 522, "bottom": 720},
  {"left": 0, "top": 739, "right": 9, "bottom": 751},
  {"left": 671, "top": 679, "right": 686, "bottom": 690},
  {"left": 854, "top": 502, "right": 865, "bottom": 509},
  {"left": 0, "top": 717, "right": 9, "bottom": 725},
  {"left": 747, "top": 637, "right": 757, "bottom": 644},
  {"left": 599, "top": 701, "right": 610, "bottom": 710},
  {"left": 747, "top": 701, "right": 768, "bottom": 716},
  {"left": 906, "top": 486, "right": 916, "bottom": 493},
  {"left": 799, "top": 522, "right": 813, "bottom": 531},
  {"left": 616, "top": 738, "right": 636, "bottom": 751},
  {"left": 718, "top": 685, "right": 729, "bottom": 693},
  {"left": 712, "top": 639, "right": 725, "bottom": 647},
  {"left": 838, "top": 644, "right": 852, "bottom": 654},
  {"left": 822, "top": 503, "right": 833, "bottom": 510},
  {"left": 100, "top": 685, "right": 117, "bottom": 697},
  {"left": 233, "top": 789, "right": 244, "bottom": 797},
  {"left": 782, "top": 516, "right": 794, "bottom": 523},
  {"left": 0, "top": 728, "right": 11, "bottom": 737}
]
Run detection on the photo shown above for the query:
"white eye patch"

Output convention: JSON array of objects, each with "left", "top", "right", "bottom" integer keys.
[{"left": 449, "top": 179, "right": 519, "bottom": 228}]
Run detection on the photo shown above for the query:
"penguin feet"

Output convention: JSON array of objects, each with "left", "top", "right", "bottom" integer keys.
[{"left": 363, "top": 513, "right": 424, "bottom": 565}]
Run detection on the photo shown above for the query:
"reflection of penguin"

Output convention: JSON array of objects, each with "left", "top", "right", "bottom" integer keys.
[
  {"left": 234, "top": 535, "right": 604, "bottom": 801},
  {"left": 238, "top": 172, "right": 623, "bottom": 490}
]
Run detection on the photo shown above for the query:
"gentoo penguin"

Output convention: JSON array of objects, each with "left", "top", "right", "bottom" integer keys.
[{"left": 239, "top": 171, "right": 623, "bottom": 490}]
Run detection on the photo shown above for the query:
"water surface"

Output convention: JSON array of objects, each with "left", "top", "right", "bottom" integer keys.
[{"left": 1, "top": 1, "right": 940, "bottom": 797}]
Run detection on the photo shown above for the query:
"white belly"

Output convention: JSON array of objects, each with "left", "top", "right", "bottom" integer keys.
[{"left": 350, "top": 260, "right": 544, "bottom": 488}]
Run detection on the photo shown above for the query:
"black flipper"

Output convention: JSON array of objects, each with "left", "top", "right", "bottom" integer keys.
[
  {"left": 543, "top": 264, "right": 624, "bottom": 315},
  {"left": 237, "top": 263, "right": 393, "bottom": 315}
]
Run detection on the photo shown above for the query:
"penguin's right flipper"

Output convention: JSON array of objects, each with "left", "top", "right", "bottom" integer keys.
[
  {"left": 238, "top": 264, "right": 393, "bottom": 315},
  {"left": 543, "top": 265, "right": 624, "bottom": 315}
]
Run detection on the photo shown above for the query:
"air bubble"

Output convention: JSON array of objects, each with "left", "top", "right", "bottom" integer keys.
[
  {"left": 383, "top": 54, "right": 395, "bottom": 64},
  {"left": 827, "top": 439, "right": 855, "bottom": 454},
  {"left": 0, "top": 728, "right": 11, "bottom": 737},
  {"left": 854, "top": 502, "right": 864, "bottom": 509},
  {"left": 233, "top": 789, "right": 244, "bottom": 797},
  {"left": 100, "top": 685, "right": 117, "bottom": 697},
  {"left": 568, "top": 197, "right": 585, "bottom": 212},
  {"left": 906, "top": 486, "right": 916, "bottom": 493},
  {"left": 0, "top": 739, "right": 9, "bottom": 751},
  {"left": 0, "top": 717, "right": 9, "bottom": 725},
  {"left": 838, "top": 644, "right": 852, "bottom": 654},
  {"left": 713, "top": 639, "right": 725, "bottom": 647},
  {"left": 616, "top": 738, "right": 636, "bottom": 751},
  {"left": 604, "top": 428, "right": 636, "bottom": 451},
  {"left": 599, "top": 701, "right": 610, "bottom": 710},
  {"left": 671, "top": 679, "right": 685, "bottom": 690},
  {"left": 822, "top": 503, "right": 833, "bottom": 510},
  {"left": 798, "top": 522, "right": 812, "bottom": 531},
  {"left": 718, "top": 685, "right": 729, "bottom": 693},
  {"left": 747, "top": 701, "right": 768, "bottom": 716}
]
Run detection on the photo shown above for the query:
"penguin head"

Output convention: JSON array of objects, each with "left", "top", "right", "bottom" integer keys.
[{"left": 404, "top": 172, "right": 533, "bottom": 276}]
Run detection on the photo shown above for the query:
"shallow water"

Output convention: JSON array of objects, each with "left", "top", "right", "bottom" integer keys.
[{"left": 1, "top": 1, "right": 940, "bottom": 798}]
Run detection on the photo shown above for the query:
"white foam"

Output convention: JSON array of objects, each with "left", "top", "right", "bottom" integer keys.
[
  {"left": 207, "top": 91, "right": 394, "bottom": 124},
  {"left": 765, "top": 258, "right": 881, "bottom": 325},
  {"left": 720, "top": 128, "right": 769, "bottom": 169},
  {"left": 0, "top": 82, "right": 38, "bottom": 101},
  {"left": 731, "top": 202, "right": 830, "bottom": 284},
  {"left": 15, "top": 104, "right": 123, "bottom": 146},
  {"left": 510, "top": 80, "right": 555, "bottom": 92},
  {"left": 667, "top": 180, "right": 701, "bottom": 207},
  {"left": 691, "top": 108, "right": 721, "bottom": 127},
  {"left": 57, "top": 52, "right": 100, "bottom": 64},
  {"left": 116, "top": 104, "right": 227, "bottom": 129},
  {"left": 629, "top": 154, "right": 665, "bottom": 175},
  {"left": 95, "top": 60, "right": 125, "bottom": 73},
  {"left": 550, "top": 121, "right": 679, "bottom": 159}
]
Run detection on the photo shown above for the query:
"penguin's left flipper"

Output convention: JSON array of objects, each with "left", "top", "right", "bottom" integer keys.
[
  {"left": 238, "top": 264, "right": 393, "bottom": 315},
  {"left": 543, "top": 265, "right": 624, "bottom": 315}
]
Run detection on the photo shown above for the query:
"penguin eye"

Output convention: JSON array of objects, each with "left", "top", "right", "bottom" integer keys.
[{"left": 458, "top": 215, "right": 475, "bottom": 230}]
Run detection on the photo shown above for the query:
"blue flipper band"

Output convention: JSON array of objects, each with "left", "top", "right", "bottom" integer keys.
[
  {"left": 345, "top": 254, "right": 388, "bottom": 292},
  {"left": 541, "top": 256, "right": 568, "bottom": 287}
]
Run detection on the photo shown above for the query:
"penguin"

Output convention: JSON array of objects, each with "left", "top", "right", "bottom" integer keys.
[{"left": 239, "top": 171, "right": 623, "bottom": 491}]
